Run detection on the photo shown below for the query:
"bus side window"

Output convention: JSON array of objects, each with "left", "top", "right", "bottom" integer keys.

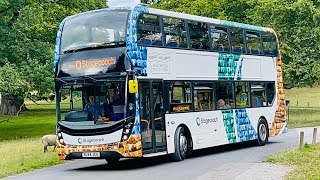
[
  {"left": 163, "top": 17, "right": 187, "bottom": 48},
  {"left": 250, "top": 82, "right": 266, "bottom": 107},
  {"left": 235, "top": 82, "right": 249, "bottom": 108},
  {"left": 210, "top": 25, "right": 229, "bottom": 52},
  {"left": 246, "top": 31, "right": 261, "bottom": 55},
  {"left": 262, "top": 33, "right": 278, "bottom": 56},
  {"left": 188, "top": 21, "right": 210, "bottom": 50},
  {"left": 266, "top": 82, "right": 275, "bottom": 106},
  {"left": 216, "top": 82, "right": 234, "bottom": 109},
  {"left": 169, "top": 81, "right": 192, "bottom": 112},
  {"left": 137, "top": 14, "right": 163, "bottom": 46},
  {"left": 194, "top": 83, "right": 213, "bottom": 110},
  {"left": 230, "top": 28, "right": 245, "bottom": 54}
]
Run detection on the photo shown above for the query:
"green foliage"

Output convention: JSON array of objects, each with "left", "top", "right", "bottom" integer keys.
[
  {"left": 0, "top": 0, "right": 106, "bottom": 104},
  {"left": 153, "top": 0, "right": 226, "bottom": 19},
  {"left": 247, "top": 0, "right": 320, "bottom": 86},
  {"left": 0, "top": 63, "right": 28, "bottom": 99}
]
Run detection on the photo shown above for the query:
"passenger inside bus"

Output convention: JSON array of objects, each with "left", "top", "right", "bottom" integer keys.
[
  {"left": 84, "top": 95, "right": 104, "bottom": 119},
  {"left": 103, "top": 84, "right": 125, "bottom": 121},
  {"left": 217, "top": 99, "right": 230, "bottom": 109},
  {"left": 236, "top": 85, "right": 248, "bottom": 108}
]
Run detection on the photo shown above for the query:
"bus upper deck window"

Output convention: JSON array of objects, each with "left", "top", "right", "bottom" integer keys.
[
  {"left": 262, "top": 33, "right": 278, "bottom": 56},
  {"left": 188, "top": 21, "right": 210, "bottom": 50},
  {"left": 230, "top": 28, "right": 245, "bottom": 54},
  {"left": 163, "top": 17, "right": 187, "bottom": 48},
  {"left": 246, "top": 31, "right": 261, "bottom": 55},
  {"left": 210, "top": 25, "right": 229, "bottom": 52},
  {"left": 137, "top": 14, "right": 163, "bottom": 46}
]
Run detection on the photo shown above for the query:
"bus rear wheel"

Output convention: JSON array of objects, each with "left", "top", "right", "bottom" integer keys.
[
  {"left": 171, "top": 127, "right": 188, "bottom": 161},
  {"left": 255, "top": 118, "right": 268, "bottom": 146}
]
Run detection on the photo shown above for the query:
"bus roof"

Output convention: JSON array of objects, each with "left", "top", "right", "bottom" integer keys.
[
  {"left": 64, "top": 4, "right": 274, "bottom": 33},
  {"left": 147, "top": 6, "right": 274, "bottom": 33}
]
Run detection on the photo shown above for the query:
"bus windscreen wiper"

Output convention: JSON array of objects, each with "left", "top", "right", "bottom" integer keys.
[{"left": 62, "top": 41, "right": 126, "bottom": 54}]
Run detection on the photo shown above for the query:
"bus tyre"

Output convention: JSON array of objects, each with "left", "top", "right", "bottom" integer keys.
[
  {"left": 171, "top": 127, "right": 188, "bottom": 161},
  {"left": 255, "top": 119, "right": 268, "bottom": 146}
]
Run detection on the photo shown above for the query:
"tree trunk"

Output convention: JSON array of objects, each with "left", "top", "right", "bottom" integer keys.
[{"left": 0, "top": 94, "right": 25, "bottom": 115}]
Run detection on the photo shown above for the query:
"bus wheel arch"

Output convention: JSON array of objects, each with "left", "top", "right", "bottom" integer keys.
[
  {"left": 255, "top": 117, "right": 269, "bottom": 146},
  {"left": 171, "top": 124, "right": 193, "bottom": 161}
]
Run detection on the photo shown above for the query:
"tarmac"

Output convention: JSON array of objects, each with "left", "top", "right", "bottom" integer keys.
[{"left": 194, "top": 126, "right": 320, "bottom": 180}]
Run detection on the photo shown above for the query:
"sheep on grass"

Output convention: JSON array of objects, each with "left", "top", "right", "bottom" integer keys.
[{"left": 42, "top": 134, "right": 57, "bottom": 153}]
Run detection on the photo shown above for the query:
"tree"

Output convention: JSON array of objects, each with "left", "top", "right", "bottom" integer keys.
[
  {"left": 152, "top": 0, "right": 320, "bottom": 86},
  {"left": 246, "top": 0, "right": 320, "bottom": 86},
  {"left": 152, "top": 0, "right": 226, "bottom": 19},
  {"left": 0, "top": 0, "right": 106, "bottom": 115}
]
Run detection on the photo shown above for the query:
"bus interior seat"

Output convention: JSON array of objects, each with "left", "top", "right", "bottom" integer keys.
[
  {"left": 153, "top": 40, "right": 163, "bottom": 46},
  {"left": 166, "top": 41, "right": 179, "bottom": 47},
  {"left": 171, "top": 100, "right": 181, "bottom": 103},
  {"left": 140, "top": 38, "right": 152, "bottom": 45},
  {"left": 252, "top": 96, "right": 261, "bottom": 107},
  {"left": 232, "top": 46, "right": 244, "bottom": 54},
  {"left": 215, "top": 44, "right": 224, "bottom": 52}
]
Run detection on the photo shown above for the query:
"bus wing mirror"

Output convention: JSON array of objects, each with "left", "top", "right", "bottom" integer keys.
[{"left": 129, "top": 80, "right": 138, "bottom": 93}]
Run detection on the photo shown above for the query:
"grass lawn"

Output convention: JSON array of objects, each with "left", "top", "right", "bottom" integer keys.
[
  {"left": 0, "top": 138, "right": 61, "bottom": 179},
  {"left": 285, "top": 85, "right": 320, "bottom": 108},
  {"left": 0, "top": 101, "right": 65, "bottom": 178},
  {"left": 0, "top": 101, "right": 68, "bottom": 141},
  {"left": 267, "top": 144, "right": 320, "bottom": 179},
  {"left": 288, "top": 109, "right": 320, "bottom": 128}
]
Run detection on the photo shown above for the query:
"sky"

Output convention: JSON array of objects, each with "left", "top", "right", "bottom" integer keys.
[{"left": 107, "top": 0, "right": 141, "bottom": 8}]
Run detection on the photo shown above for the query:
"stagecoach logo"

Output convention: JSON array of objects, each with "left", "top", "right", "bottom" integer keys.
[
  {"left": 68, "top": 57, "right": 116, "bottom": 70},
  {"left": 196, "top": 117, "right": 218, "bottom": 126},
  {"left": 77, "top": 137, "right": 105, "bottom": 144},
  {"left": 196, "top": 117, "right": 201, "bottom": 126}
]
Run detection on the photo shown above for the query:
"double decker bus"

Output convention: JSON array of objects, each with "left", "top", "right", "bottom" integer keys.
[{"left": 54, "top": 4, "right": 287, "bottom": 163}]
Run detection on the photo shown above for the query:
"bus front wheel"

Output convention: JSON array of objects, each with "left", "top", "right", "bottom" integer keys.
[
  {"left": 171, "top": 127, "right": 188, "bottom": 161},
  {"left": 255, "top": 118, "right": 268, "bottom": 146}
]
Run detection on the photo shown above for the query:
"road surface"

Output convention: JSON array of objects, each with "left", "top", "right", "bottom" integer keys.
[{"left": 4, "top": 127, "right": 319, "bottom": 180}]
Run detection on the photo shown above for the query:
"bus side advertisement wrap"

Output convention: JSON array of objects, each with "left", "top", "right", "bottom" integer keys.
[
  {"left": 218, "top": 53, "right": 243, "bottom": 80},
  {"left": 54, "top": 20, "right": 65, "bottom": 73},
  {"left": 269, "top": 57, "right": 287, "bottom": 136},
  {"left": 126, "top": 5, "right": 149, "bottom": 76}
]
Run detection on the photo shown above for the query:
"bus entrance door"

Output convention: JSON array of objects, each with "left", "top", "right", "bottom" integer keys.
[{"left": 139, "top": 81, "right": 167, "bottom": 154}]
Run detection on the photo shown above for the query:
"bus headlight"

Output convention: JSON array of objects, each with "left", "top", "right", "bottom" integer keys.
[
  {"left": 56, "top": 125, "right": 65, "bottom": 145},
  {"left": 123, "top": 135, "right": 128, "bottom": 140},
  {"left": 121, "top": 117, "right": 135, "bottom": 142}
]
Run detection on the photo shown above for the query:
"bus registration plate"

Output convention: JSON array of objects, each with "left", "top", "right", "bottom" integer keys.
[{"left": 82, "top": 152, "right": 100, "bottom": 158}]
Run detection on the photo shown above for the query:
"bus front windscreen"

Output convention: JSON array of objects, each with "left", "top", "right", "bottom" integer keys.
[
  {"left": 60, "top": 10, "right": 130, "bottom": 54},
  {"left": 57, "top": 80, "right": 136, "bottom": 126}
]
